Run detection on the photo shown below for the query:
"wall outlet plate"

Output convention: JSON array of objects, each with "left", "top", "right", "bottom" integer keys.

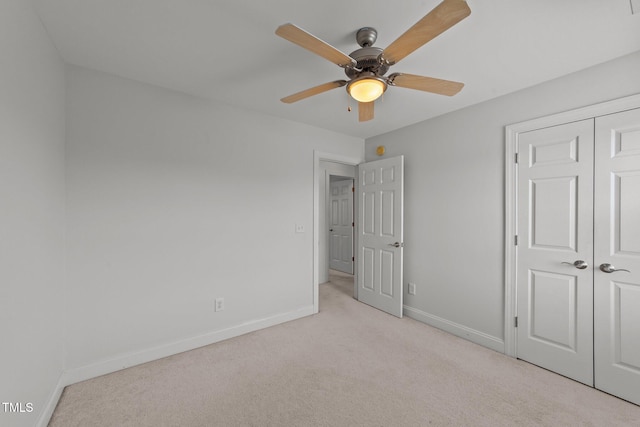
[
  {"left": 215, "top": 297, "right": 225, "bottom": 312},
  {"left": 408, "top": 283, "right": 416, "bottom": 295},
  {"left": 295, "top": 224, "right": 305, "bottom": 233}
]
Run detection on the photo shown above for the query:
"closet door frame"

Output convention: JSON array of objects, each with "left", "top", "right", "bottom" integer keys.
[{"left": 504, "top": 93, "right": 640, "bottom": 357}]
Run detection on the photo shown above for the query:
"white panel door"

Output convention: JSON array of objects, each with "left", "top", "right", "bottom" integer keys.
[
  {"left": 329, "top": 179, "right": 354, "bottom": 274},
  {"left": 594, "top": 108, "right": 640, "bottom": 405},
  {"left": 516, "top": 120, "right": 595, "bottom": 385},
  {"left": 357, "top": 156, "right": 404, "bottom": 318}
]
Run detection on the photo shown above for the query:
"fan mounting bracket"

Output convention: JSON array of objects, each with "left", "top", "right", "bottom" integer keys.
[{"left": 356, "top": 27, "right": 378, "bottom": 47}]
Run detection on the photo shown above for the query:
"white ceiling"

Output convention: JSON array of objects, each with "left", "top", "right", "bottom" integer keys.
[{"left": 34, "top": 0, "right": 640, "bottom": 139}]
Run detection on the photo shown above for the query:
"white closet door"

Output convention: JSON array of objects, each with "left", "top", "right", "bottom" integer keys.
[
  {"left": 594, "top": 108, "right": 640, "bottom": 405},
  {"left": 516, "top": 119, "right": 595, "bottom": 385}
]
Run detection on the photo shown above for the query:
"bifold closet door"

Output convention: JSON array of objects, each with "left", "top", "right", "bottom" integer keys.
[{"left": 594, "top": 107, "right": 640, "bottom": 406}]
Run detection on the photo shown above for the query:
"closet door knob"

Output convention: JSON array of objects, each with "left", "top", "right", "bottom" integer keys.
[
  {"left": 599, "top": 263, "right": 630, "bottom": 273},
  {"left": 561, "top": 260, "right": 588, "bottom": 269}
]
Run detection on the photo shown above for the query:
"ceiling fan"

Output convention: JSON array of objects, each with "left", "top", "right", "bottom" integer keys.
[{"left": 275, "top": 0, "right": 471, "bottom": 122}]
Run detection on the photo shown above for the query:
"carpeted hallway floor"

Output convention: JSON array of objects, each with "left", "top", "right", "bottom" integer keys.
[{"left": 49, "top": 271, "right": 640, "bottom": 426}]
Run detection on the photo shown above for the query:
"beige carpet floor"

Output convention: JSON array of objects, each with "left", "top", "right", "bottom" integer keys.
[{"left": 49, "top": 271, "right": 640, "bottom": 426}]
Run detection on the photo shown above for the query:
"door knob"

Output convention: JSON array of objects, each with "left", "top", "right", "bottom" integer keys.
[
  {"left": 329, "top": 229, "right": 334, "bottom": 232},
  {"left": 561, "top": 260, "right": 588, "bottom": 269},
  {"left": 599, "top": 263, "right": 630, "bottom": 273},
  {"left": 388, "top": 242, "right": 403, "bottom": 248}
]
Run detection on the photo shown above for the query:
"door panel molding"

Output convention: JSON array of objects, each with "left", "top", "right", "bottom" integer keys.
[
  {"left": 610, "top": 280, "right": 640, "bottom": 371},
  {"left": 529, "top": 176, "right": 578, "bottom": 251},
  {"left": 613, "top": 171, "right": 640, "bottom": 255},
  {"left": 528, "top": 269, "right": 578, "bottom": 351},
  {"left": 505, "top": 93, "right": 640, "bottom": 358}
]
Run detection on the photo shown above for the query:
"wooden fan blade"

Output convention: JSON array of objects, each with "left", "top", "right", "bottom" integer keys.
[
  {"left": 380, "top": 0, "right": 471, "bottom": 66},
  {"left": 281, "top": 80, "right": 348, "bottom": 104},
  {"left": 276, "top": 23, "right": 357, "bottom": 69},
  {"left": 359, "top": 101, "right": 374, "bottom": 122},
  {"left": 389, "top": 73, "right": 464, "bottom": 96}
]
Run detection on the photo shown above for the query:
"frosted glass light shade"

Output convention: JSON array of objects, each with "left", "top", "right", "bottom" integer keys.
[{"left": 348, "top": 78, "right": 386, "bottom": 103}]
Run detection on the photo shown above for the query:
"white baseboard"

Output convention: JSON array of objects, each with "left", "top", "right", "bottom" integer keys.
[
  {"left": 40, "top": 305, "right": 497, "bottom": 425},
  {"left": 61, "top": 305, "right": 314, "bottom": 386},
  {"left": 24, "top": 304, "right": 310, "bottom": 427},
  {"left": 404, "top": 305, "right": 505, "bottom": 353},
  {"left": 37, "top": 373, "right": 66, "bottom": 427}
]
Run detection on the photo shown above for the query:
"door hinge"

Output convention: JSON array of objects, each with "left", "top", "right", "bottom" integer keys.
[
  {"left": 515, "top": 153, "right": 519, "bottom": 163},
  {"left": 352, "top": 222, "right": 355, "bottom": 227},
  {"left": 514, "top": 316, "right": 518, "bottom": 327},
  {"left": 352, "top": 187, "right": 355, "bottom": 192},
  {"left": 514, "top": 235, "right": 518, "bottom": 245},
  {"left": 352, "top": 256, "right": 355, "bottom": 262}
]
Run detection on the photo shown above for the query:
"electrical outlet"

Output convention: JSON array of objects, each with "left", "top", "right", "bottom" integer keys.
[
  {"left": 408, "top": 283, "right": 416, "bottom": 295},
  {"left": 215, "top": 297, "right": 225, "bottom": 312},
  {"left": 295, "top": 224, "right": 305, "bottom": 233}
]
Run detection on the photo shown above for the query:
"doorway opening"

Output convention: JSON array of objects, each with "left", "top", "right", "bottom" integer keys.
[
  {"left": 326, "top": 269, "right": 356, "bottom": 301},
  {"left": 313, "top": 151, "right": 360, "bottom": 313},
  {"left": 314, "top": 151, "right": 405, "bottom": 318},
  {"left": 324, "top": 175, "right": 355, "bottom": 310}
]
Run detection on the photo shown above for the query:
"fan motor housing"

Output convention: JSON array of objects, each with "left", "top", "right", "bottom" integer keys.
[{"left": 345, "top": 46, "right": 389, "bottom": 79}]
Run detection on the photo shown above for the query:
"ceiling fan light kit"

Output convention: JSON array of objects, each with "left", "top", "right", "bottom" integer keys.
[
  {"left": 275, "top": 0, "right": 471, "bottom": 122},
  {"left": 347, "top": 75, "right": 387, "bottom": 103}
]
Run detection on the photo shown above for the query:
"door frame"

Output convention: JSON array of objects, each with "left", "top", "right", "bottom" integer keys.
[
  {"left": 313, "top": 151, "right": 362, "bottom": 314},
  {"left": 504, "top": 93, "right": 640, "bottom": 357}
]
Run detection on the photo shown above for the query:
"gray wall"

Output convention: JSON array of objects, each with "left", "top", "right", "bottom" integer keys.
[
  {"left": 65, "top": 66, "right": 363, "bottom": 373},
  {"left": 0, "top": 1, "right": 67, "bottom": 426},
  {"left": 366, "top": 51, "right": 640, "bottom": 350}
]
